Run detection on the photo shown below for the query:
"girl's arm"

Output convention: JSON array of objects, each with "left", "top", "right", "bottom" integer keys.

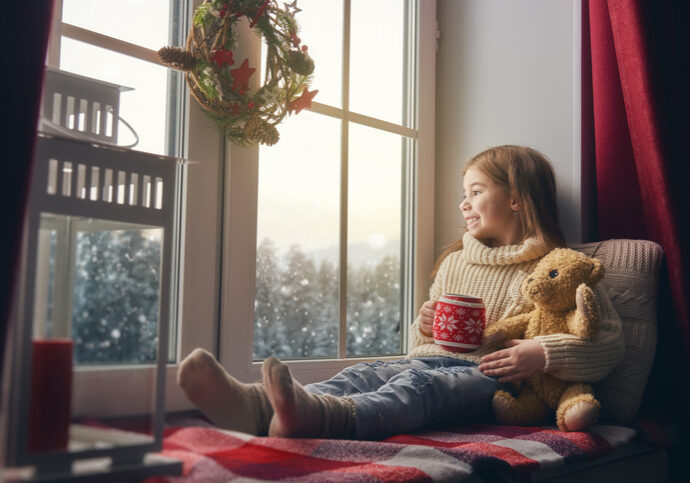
[
  {"left": 479, "top": 339, "right": 546, "bottom": 383},
  {"left": 534, "top": 284, "right": 625, "bottom": 382},
  {"left": 408, "top": 256, "right": 448, "bottom": 351},
  {"left": 479, "top": 285, "right": 624, "bottom": 383},
  {"left": 409, "top": 316, "right": 434, "bottom": 349}
]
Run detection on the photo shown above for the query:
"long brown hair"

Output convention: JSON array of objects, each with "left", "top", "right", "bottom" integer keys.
[{"left": 431, "top": 145, "right": 566, "bottom": 278}]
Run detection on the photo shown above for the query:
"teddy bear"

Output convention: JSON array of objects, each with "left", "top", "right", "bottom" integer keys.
[{"left": 483, "top": 248, "right": 604, "bottom": 431}]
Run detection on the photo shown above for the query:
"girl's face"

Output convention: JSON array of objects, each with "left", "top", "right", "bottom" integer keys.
[{"left": 460, "top": 167, "right": 522, "bottom": 247}]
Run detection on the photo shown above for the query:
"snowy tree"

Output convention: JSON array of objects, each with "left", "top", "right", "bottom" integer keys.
[
  {"left": 72, "top": 229, "right": 161, "bottom": 364},
  {"left": 254, "top": 238, "right": 290, "bottom": 358},
  {"left": 278, "top": 244, "right": 320, "bottom": 357},
  {"left": 312, "top": 259, "right": 338, "bottom": 356},
  {"left": 347, "top": 255, "right": 401, "bottom": 356},
  {"left": 73, "top": 231, "right": 403, "bottom": 363},
  {"left": 253, "top": 238, "right": 402, "bottom": 360}
]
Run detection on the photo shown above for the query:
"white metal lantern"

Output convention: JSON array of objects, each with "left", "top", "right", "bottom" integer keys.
[
  {"left": 39, "top": 67, "right": 139, "bottom": 148},
  {"left": 1, "top": 131, "right": 184, "bottom": 480}
]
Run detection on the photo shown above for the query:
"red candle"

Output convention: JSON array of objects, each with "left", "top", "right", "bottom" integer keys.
[{"left": 27, "top": 339, "right": 73, "bottom": 452}]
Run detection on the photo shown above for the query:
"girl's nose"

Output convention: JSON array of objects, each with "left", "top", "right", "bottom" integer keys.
[{"left": 459, "top": 199, "right": 469, "bottom": 211}]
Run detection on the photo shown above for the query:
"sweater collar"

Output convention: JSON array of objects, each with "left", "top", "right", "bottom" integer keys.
[{"left": 462, "top": 232, "right": 549, "bottom": 265}]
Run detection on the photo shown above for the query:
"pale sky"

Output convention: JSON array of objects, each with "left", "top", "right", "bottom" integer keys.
[
  {"left": 257, "top": 0, "right": 406, "bottom": 253},
  {"left": 59, "top": 0, "right": 407, "bottom": 254}
]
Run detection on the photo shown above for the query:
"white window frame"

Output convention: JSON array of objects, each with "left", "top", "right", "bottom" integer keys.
[
  {"left": 42, "top": 0, "right": 223, "bottom": 416},
  {"left": 219, "top": 0, "right": 436, "bottom": 385}
]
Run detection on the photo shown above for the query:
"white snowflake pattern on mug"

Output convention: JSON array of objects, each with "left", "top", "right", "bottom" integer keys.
[
  {"left": 463, "top": 318, "right": 483, "bottom": 335},
  {"left": 435, "top": 313, "right": 458, "bottom": 332}
]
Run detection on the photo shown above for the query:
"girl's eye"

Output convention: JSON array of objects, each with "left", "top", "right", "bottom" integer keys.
[
  {"left": 473, "top": 190, "right": 481, "bottom": 196},
  {"left": 549, "top": 269, "right": 559, "bottom": 278}
]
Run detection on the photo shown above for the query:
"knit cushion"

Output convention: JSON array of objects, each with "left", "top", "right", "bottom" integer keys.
[{"left": 570, "top": 239, "right": 663, "bottom": 423}]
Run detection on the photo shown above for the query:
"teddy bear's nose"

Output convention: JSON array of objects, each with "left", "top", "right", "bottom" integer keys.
[{"left": 527, "top": 278, "right": 533, "bottom": 284}]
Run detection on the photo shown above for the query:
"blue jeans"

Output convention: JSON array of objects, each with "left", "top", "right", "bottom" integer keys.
[{"left": 304, "top": 357, "right": 508, "bottom": 440}]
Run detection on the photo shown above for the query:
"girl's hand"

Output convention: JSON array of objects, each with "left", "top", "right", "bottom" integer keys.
[
  {"left": 478, "top": 339, "right": 546, "bottom": 383},
  {"left": 418, "top": 300, "right": 437, "bottom": 337}
]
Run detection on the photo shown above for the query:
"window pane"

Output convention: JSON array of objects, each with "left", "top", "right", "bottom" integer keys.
[
  {"left": 296, "top": 0, "right": 343, "bottom": 108},
  {"left": 62, "top": 0, "right": 178, "bottom": 50},
  {"left": 350, "top": 0, "right": 405, "bottom": 124},
  {"left": 254, "top": 112, "right": 340, "bottom": 360},
  {"left": 58, "top": 37, "right": 180, "bottom": 156},
  {"left": 73, "top": 226, "right": 162, "bottom": 364},
  {"left": 347, "top": 123, "right": 402, "bottom": 357},
  {"left": 33, "top": 215, "right": 163, "bottom": 365}
]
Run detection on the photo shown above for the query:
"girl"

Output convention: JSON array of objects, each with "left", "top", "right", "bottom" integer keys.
[{"left": 178, "top": 145, "right": 625, "bottom": 440}]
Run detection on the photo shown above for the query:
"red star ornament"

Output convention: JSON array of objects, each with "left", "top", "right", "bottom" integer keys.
[
  {"left": 289, "top": 88, "right": 318, "bottom": 114},
  {"left": 230, "top": 58, "right": 255, "bottom": 95}
]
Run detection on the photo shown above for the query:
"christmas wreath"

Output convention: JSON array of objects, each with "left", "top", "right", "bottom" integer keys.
[{"left": 158, "top": 0, "right": 317, "bottom": 146}]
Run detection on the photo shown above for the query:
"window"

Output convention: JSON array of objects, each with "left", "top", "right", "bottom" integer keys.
[
  {"left": 221, "top": 0, "right": 436, "bottom": 384},
  {"left": 37, "top": 0, "right": 224, "bottom": 416},
  {"left": 33, "top": 0, "right": 435, "bottom": 413}
]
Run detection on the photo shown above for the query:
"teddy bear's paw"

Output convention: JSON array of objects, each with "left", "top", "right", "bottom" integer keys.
[
  {"left": 559, "top": 400, "right": 600, "bottom": 432},
  {"left": 482, "top": 331, "right": 504, "bottom": 346},
  {"left": 483, "top": 324, "right": 509, "bottom": 345},
  {"left": 575, "top": 284, "right": 596, "bottom": 319},
  {"left": 492, "top": 391, "right": 518, "bottom": 424},
  {"left": 483, "top": 324, "right": 499, "bottom": 338}
]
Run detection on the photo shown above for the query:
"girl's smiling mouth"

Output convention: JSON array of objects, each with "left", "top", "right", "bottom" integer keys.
[{"left": 465, "top": 216, "right": 479, "bottom": 228}]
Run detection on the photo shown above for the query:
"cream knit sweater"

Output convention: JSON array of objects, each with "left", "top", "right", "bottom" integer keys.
[{"left": 408, "top": 233, "right": 625, "bottom": 382}]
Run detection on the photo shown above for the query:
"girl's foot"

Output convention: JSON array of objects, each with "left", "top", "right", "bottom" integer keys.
[
  {"left": 178, "top": 348, "right": 273, "bottom": 435},
  {"left": 262, "top": 356, "right": 354, "bottom": 439}
]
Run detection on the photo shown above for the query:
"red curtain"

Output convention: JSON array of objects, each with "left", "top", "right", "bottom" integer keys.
[
  {"left": 589, "top": 0, "right": 690, "bottom": 360},
  {"left": 586, "top": 0, "right": 690, "bottom": 475},
  {"left": 1, "top": 2, "right": 54, "bottom": 378}
]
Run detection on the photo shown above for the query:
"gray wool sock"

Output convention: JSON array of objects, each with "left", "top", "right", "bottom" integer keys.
[
  {"left": 262, "top": 356, "right": 355, "bottom": 439},
  {"left": 178, "top": 348, "right": 273, "bottom": 435}
]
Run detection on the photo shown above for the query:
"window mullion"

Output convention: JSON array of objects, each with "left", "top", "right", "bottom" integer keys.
[
  {"left": 403, "top": 0, "right": 419, "bottom": 131},
  {"left": 309, "top": 102, "right": 417, "bottom": 138},
  {"left": 400, "top": 0, "right": 419, "bottom": 354},
  {"left": 63, "top": 217, "right": 78, "bottom": 340},
  {"left": 60, "top": 23, "right": 164, "bottom": 66},
  {"left": 50, "top": 217, "right": 71, "bottom": 339},
  {"left": 47, "top": 0, "right": 63, "bottom": 67},
  {"left": 338, "top": 0, "right": 352, "bottom": 359}
]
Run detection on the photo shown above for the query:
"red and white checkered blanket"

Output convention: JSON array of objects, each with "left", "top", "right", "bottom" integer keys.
[{"left": 147, "top": 415, "right": 637, "bottom": 482}]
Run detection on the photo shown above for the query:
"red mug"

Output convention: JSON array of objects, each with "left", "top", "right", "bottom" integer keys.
[{"left": 433, "top": 294, "right": 486, "bottom": 352}]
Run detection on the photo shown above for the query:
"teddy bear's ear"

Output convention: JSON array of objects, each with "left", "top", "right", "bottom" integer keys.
[{"left": 590, "top": 258, "right": 605, "bottom": 284}]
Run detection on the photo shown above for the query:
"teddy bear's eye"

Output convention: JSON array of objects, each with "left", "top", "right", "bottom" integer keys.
[{"left": 549, "top": 269, "right": 559, "bottom": 278}]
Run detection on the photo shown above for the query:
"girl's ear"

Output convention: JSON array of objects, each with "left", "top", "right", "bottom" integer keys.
[{"left": 510, "top": 193, "right": 520, "bottom": 212}]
